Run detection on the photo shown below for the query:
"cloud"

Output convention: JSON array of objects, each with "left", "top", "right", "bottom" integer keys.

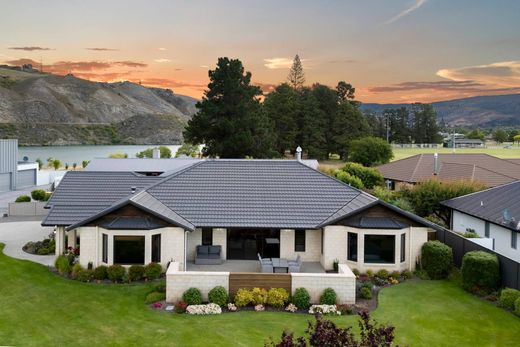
[
  {"left": 384, "top": 0, "right": 427, "bottom": 25},
  {"left": 254, "top": 82, "right": 278, "bottom": 94},
  {"left": 154, "top": 58, "right": 171, "bottom": 63},
  {"left": 264, "top": 58, "right": 294, "bottom": 69},
  {"left": 8, "top": 46, "right": 52, "bottom": 51},
  {"left": 328, "top": 59, "right": 358, "bottom": 64},
  {"left": 138, "top": 77, "right": 206, "bottom": 90},
  {"left": 437, "top": 61, "right": 520, "bottom": 87},
  {"left": 3, "top": 58, "right": 146, "bottom": 74},
  {"left": 368, "top": 80, "right": 487, "bottom": 93},
  {"left": 157, "top": 47, "right": 167, "bottom": 51},
  {"left": 199, "top": 65, "right": 209, "bottom": 68},
  {"left": 85, "top": 47, "right": 119, "bottom": 51}
]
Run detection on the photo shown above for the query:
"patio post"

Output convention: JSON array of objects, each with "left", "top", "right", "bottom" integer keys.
[{"left": 55, "top": 226, "right": 66, "bottom": 255}]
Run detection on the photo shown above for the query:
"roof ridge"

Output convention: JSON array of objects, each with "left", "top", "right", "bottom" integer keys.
[
  {"left": 441, "top": 180, "right": 520, "bottom": 204},
  {"left": 410, "top": 154, "right": 423, "bottom": 181},
  {"left": 473, "top": 164, "right": 519, "bottom": 180}
]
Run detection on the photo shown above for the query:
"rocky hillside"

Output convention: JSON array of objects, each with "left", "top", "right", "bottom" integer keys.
[
  {"left": 0, "top": 66, "right": 198, "bottom": 145},
  {"left": 360, "top": 93, "right": 520, "bottom": 128}
]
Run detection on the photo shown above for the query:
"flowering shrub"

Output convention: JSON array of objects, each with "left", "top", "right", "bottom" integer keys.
[
  {"left": 266, "top": 288, "right": 289, "bottom": 308},
  {"left": 186, "top": 303, "right": 222, "bottom": 315},
  {"left": 227, "top": 303, "right": 237, "bottom": 312},
  {"left": 150, "top": 302, "right": 162, "bottom": 309},
  {"left": 285, "top": 303, "right": 298, "bottom": 313},
  {"left": 251, "top": 287, "right": 268, "bottom": 305},
  {"left": 175, "top": 301, "right": 188, "bottom": 313},
  {"left": 388, "top": 277, "right": 399, "bottom": 285},
  {"left": 234, "top": 288, "right": 254, "bottom": 307},
  {"left": 254, "top": 304, "right": 265, "bottom": 311},
  {"left": 308, "top": 304, "right": 341, "bottom": 315}
]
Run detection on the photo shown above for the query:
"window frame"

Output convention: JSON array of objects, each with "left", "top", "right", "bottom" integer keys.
[
  {"left": 113, "top": 235, "right": 145, "bottom": 265},
  {"left": 102, "top": 233, "right": 108, "bottom": 264},
  {"left": 400, "top": 233, "right": 406, "bottom": 263},
  {"left": 152, "top": 233, "right": 161, "bottom": 263},
  {"left": 347, "top": 232, "right": 358, "bottom": 261},
  {"left": 364, "top": 234, "right": 396, "bottom": 264},
  {"left": 294, "top": 229, "right": 306, "bottom": 252},
  {"left": 202, "top": 228, "right": 213, "bottom": 246}
]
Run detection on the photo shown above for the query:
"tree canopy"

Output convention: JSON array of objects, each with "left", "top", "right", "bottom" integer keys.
[
  {"left": 349, "top": 137, "right": 394, "bottom": 166},
  {"left": 287, "top": 54, "right": 305, "bottom": 90},
  {"left": 136, "top": 146, "right": 172, "bottom": 158}
]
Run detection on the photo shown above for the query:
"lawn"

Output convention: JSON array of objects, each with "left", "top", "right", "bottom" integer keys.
[{"left": 0, "top": 244, "right": 519, "bottom": 347}]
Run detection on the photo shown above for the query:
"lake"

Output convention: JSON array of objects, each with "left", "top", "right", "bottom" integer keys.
[{"left": 18, "top": 145, "right": 182, "bottom": 164}]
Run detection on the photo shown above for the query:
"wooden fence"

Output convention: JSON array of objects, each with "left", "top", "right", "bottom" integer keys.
[{"left": 228, "top": 272, "right": 291, "bottom": 296}]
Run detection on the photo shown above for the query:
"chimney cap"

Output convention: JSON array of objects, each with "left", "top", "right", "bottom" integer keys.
[{"left": 296, "top": 146, "right": 302, "bottom": 153}]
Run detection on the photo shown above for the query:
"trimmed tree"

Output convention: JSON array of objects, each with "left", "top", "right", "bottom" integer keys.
[
  {"left": 349, "top": 136, "right": 393, "bottom": 166},
  {"left": 421, "top": 241, "right": 453, "bottom": 279},
  {"left": 461, "top": 251, "right": 500, "bottom": 294}
]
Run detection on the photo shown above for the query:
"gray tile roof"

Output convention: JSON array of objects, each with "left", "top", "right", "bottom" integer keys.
[
  {"left": 85, "top": 158, "right": 202, "bottom": 174},
  {"left": 441, "top": 180, "right": 520, "bottom": 231}
]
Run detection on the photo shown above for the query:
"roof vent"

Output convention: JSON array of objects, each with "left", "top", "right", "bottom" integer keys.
[
  {"left": 295, "top": 146, "right": 302, "bottom": 161},
  {"left": 131, "top": 186, "right": 137, "bottom": 194},
  {"left": 433, "top": 153, "right": 439, "bottom": 175}
]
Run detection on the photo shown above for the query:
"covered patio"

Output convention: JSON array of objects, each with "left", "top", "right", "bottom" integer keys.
[{"left": 186, "top": 260, "right": 326, "bottom": 273}]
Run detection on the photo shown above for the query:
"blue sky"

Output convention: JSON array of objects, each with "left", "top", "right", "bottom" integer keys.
[{"left": 1, "top": 0, "right": 519, "bottom": 102}]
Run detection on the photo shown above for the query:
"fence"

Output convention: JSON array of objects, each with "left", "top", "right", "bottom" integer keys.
[
  {"left": 435, "top": 227, "right": 520, "bottom": 290},
  {"left": 8, "top": 202, "right": 48, "bottom": 216}
]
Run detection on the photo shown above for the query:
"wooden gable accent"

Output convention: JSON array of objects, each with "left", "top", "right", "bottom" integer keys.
[
  {"left": 336, "top": 203, "right": 422, "bottom": 227},
  {"left": 86, "top": 204, "right": 170, "bottom": 228}
]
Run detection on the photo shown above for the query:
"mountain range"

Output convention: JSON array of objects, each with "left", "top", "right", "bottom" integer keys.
[
  {"left": 360, "top": 94, "right": 520, "bottom": 128},
  {"left": 0, "top": 66, "right": 197, "bottom": 145}
]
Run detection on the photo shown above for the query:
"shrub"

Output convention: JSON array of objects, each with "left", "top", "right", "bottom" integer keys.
[
  {"left": 390, "top": 271, "right": 400, "bottom": 279},
  {"left": 352, "top": 268, "right": 360, "bottom": 277},
  {"left": 421, "top": 241, "right": 453, "bottom": 280},
  {"left": 182, "top": 288, "right": 202, "bottom": 305},
  {"left": 186, "top": 303, "right": 222, "bottom": 315},
  {"left": 319, "top": 288, "right": 337, "bottom": 305},
  {"left": 401, "top": 270, "right": 413, "bottom": 280},
  {"left": 144, "top": 262, "right": 162, "bottom": 280},
  {"left": 376, "top": 269, "right": 390, "bottom": 280},
  {"left": 44, "top": 191, "right": 53, "bottom": 201},
  {"left": 292, "top": 288, "right": 311, "bottom": 310},
  {"left": 71, "top": 263, "right": 83, "bottom": 279},
  {"left": 515, "top": 297, "right": 520, "bottom": 316},
  {"left": 342, "top": 162, "right": 384, "bottom": 189},
  {"left": 251, "top": 287, "right": 268, "bottom": 305},
  {"left": 266, "top": 288, "right": 289, "bottom": 308},
  {"left": 145, "top": 291, "right": 166, "bottom": 304},
  {"left": 175, "top": 301, "right": 188, "bottom": 313},
  {"left": 498, "top": 288, "right": 520, "bottom": 310},
  {"left": 154, "top": 281, "right": 166, "bottom": 293},
  {"left": 55, "top": 255, "right": 71, "bottom": 275},
  {"left": 461, "top": 251, "right": 500, "bottom": 294},
  {"left": 309, "top": 305, "right": 340, "bottom": 315},
  {"left": 107, "top": 264, "right": 125, "bottom": 282},
  {"left": 15, "top": 195, "right": 31, "bottom": 203},
  {"left": 234, "top": 288, "right": 254, "bottom": 307},
  {"left": 349, "top": 136, "right": 394, "bottom": 167},
  {"left": 76, "top": 269, "right": 93, "bottom": 282},
  {"left": 360, "top": 287, "right": 372, "bottom": 300},
  {"left": 128, "top": 265, "right": 145, "bottom": 282},
  {"left": 93, "top": 265, "right": 108, "bottom": 280},
  {"left": 462, "top": 231, "right": 479, "bottom": 238},
  {"left": 31, "top": 189, "right": 47, "bottom": 201},
  {"left": 333, "top": 170, "right": 364, "bottom": 189},
  {"left": 208, "top": 286, "right": 229, "bottom": 307},
  {"left": 366, "top": 269, "right": 374, "bottom": 278}
]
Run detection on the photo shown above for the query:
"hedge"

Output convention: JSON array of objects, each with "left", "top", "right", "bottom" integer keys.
[
  {"left": 421, "top": 241, "right": 453, "bottom": 280},
  {"left": 498, "top": 288, "right": 520, "bottom": 310},
  {"left": 461, "top": 251, "right": 500, "bottom": 294}
]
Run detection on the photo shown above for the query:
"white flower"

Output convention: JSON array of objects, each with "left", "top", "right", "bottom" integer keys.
[
  {"left": 254, "top": 304, "right": 265, "bottom": 311},
  {"left": 285, "top": 303, "right": 298, "bottom": 313},
  {"left": 308, "top": 304, "right": 341, "bottom": 315},
  {"left": 227, "top": 303, "right": 237, "bottom": 312},
  {"left": 186, "top": 303, "right": 222, "bottom": 315}
]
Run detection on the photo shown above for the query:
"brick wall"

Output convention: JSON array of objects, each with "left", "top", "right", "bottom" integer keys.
[{"left": 280, "top": 229, "right": 321, "bottom": 261}]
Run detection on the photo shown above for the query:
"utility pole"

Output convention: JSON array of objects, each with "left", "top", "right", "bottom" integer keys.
[{"left": 386, "top": 113, "right": 390, "bottom": 143}]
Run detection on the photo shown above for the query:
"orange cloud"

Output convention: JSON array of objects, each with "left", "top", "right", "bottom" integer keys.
[{"left": 8, "top": 46, "right": 52, "bottom": 51}]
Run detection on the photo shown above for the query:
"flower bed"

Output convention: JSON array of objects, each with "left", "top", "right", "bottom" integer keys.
[
  {"left": 186, "top": 303, "right": 222, "bottom": 315},
  {"left": 308, "top": 304, "right": 341, "bottom": 315}
]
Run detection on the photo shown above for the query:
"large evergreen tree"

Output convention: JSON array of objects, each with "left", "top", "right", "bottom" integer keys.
[
  {"left": 183, "top": 57, "right": 275, "bottom": 158},
  {"left": 287, "top": 54, "right": 305, "bottom": 90},
  {"left": 295, "top": 87, "right": 327, "bottom": 159}
]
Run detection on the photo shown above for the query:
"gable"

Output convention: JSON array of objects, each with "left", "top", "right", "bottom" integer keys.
[
  {"left": 334, "top": 204, "right": 423, "bottom": 228},
  {"left": 87, "top": 204, "right": 170, "bottom": 229}
]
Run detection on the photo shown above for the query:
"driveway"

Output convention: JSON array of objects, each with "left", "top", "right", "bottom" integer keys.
[
  {"left": 0, "top": 184, "right": 52, "bottom": 216},
  {"left": 0, "top": 217, "right": 56, "bottom": 266}
]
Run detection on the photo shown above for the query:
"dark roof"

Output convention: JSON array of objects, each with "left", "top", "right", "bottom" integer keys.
[
  {"left": 449, "top": 139, "right": 484, "bottom": 144},
  {"left": 377, "top": 154, "right": 520, "bottom": 187},
  {"left": 441, "top": 180, "right": 520, "bottom": 231},
  {"left": 101, "top": 217, "right": 164, "bottom": 230},
  {"left": 85, "top": 158, "right": 201, "bottom": 174},
  {"left": 345, "top": 217, "right": 409, "bottom": 229},
  {"left": 44, "top": 159, "right": 436, "bottom": 231}
]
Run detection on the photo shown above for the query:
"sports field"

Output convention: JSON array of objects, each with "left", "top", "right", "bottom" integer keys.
[{"left": 392, "top": 145, "right": 520, "bottom": 161}]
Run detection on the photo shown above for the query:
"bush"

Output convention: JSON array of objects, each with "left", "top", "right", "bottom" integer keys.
[
  {"left": 366, "top": 270, "right": 374, "bottom": 278},
  {"left": 292, "top": 288, "right": 311, "bottom": 310},
  {"left": 376, "top": 269, "right": 390, "bottom": 280},
  {"left": 154, "top": 281, "right": 166, "bottom": 293},
  {"left": 93, "top": 265, "right": 108, "bottom": 280},
  {"left": 461, "top": 251, "right": 500, "bottom": 294},
  {"left": 15, "top": 195, "right": 31, "bottom": 203},
  {"left": 144, "top": 262, "right": 162, "bottom": 280},
  {"left": 107, "top": 265, "right": 125, "bottom": 282},
  {"left": 390, "top": 271, "right": 400, "bottom": 279},
  {"left": 145, "top": 291, "right": 166, "bottom": 304},
  {"left": 342, "top": 162, "right": 384, "bottom": 189},
  {"left": 462, "top": 231, "right": 479, "bottom": 238},
  {"left": 421, "top": 241, "right": 453, "bottom": 280},
  {"left": 360, "top": 287, "right": 372, "bottom": 300},
  {"left": 55, "top": 255, "right": 71, "bottom": 275},
  {"left": 333, "top": 170, "right": 364, "bottom": 189},
  {"left": 401, "top": 270, "right": 413, "bottom": 280},
  {"left": 498, "top": 288, "right": 520, "bottom": 310},
  {"left": 76, "top": 269, "right": 93, "bottom": 282},
  {"left": 175, "top": 301, "right": 188, "bottom": 313},
  {"left": 349, "top": 136, "right": 394, "bottom": 167},
  {"left": 266, "top": 288, "right": 289, "bottom": 308},
  {"left": 182, "top": 288, "right": 202, "bottom": 305},
  {"left": 31, "top": 189, "right": 47, "bottom": 201},
  {"left": 71, "top": 263, "right": 83, "bottom": 279},
  {"left": 251, "top": 287, "right": 268, "bottom": 305},
  {"left": 128, "top": 265, "right": 145, "bottom": 282},
  {"left": 234, "top": 288, "right": 254, "bottom": 307},
  {"left": 319, "top": 288, "right": 337, "bottom": 305},
  {"left": 208, "top": 286, "right": 229, "bottom": 307},
  {"left": 515, "top": 297, "right": 520, "bottom": 316}
]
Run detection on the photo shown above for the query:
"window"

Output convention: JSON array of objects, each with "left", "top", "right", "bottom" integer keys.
[
  {"left": 347, "top": 232, "right": 357, "bottom": 261},
  {"left": 113, "top": 236, "right": 145, "bottom": 264},
  {"left": 364, "top": 235, "right": 395, "bottom": 264},
  {"left": 102, "top": 234, "right": 108, "bottom": 263},
  {"left": 295, "top": 229, "right": 306, "bottom": 252},
  {"left": 485, "top": 222, "right": 490, "bottom": 238},
  {"left": 202, "top": 228, "right": 213, "bottom": 246},
  {"left": 512, "top": 231, "right": 517, "bottom": 250},
  {"left": 152, "top": 234, "right": 161, "bottom": 263},
  {"left": 400, "top": 233, "right": 406, "bottom": 263}
]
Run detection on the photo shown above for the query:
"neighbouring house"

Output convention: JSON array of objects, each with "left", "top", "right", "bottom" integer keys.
[
  {"left": 444, "top": 138, "right": 484, "bottom": 148},
  {"left": 42, "top": 159, "right": 438, "bottom": 303},
  {"left": 0, "top": 139, "right": 39, "bottom": 192},
  {"left": 377, "top": 153, "right": 520, "bottom": 190},
  {"left": 441, "top": 181, "right": 520, "bottom": 262}
]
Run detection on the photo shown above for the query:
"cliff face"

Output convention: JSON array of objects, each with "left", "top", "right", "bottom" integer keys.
[{"left": 0, "top": 67, "right": 198, "bottom": 145}]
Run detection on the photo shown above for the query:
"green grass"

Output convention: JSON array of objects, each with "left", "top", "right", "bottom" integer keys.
[{"left": 0, "top": 244, "right": 518, "bottom": 346}]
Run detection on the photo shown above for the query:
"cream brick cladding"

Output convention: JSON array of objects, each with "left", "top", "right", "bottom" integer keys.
[
  {"left": 212, "top": 228, "right": 227, "bottom": 260},
  {"left": 280, "top": 229, "right": 321, "bottom": 261},
  {"left": 187, "top": 228, "right": 202, "bottom": 262},
  {"left": 291, "top": 264, "right": 356, "bottom": 304},
  {"left": 166, "top": 262, "right": 229, "bottom": 303},
  {"left": 321, "top": 226, "right": 347, "bottom": 270}
]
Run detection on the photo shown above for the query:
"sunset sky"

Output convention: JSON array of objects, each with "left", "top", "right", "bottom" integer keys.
[{"left": 1, "top": 0, "right": 520, "bottom": 103}]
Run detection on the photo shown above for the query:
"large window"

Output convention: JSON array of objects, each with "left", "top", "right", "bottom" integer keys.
[
  {"left": 152, "top": 234, "right": 161, "bottom": 263},
  {"left": 202, "top": 228, "right": 213, "bottom": 246},
  {"left": 295, "top": 229, "right": 306, "bottom": 252},
  {"left": 400, "top": 234, "right": 406, "bottom": 263},
  {"left": 347, "top": 232, "right": 357, "bottom": 261},
  {"left": 364, "top": 235, "right": 395, "bottom": 264},
  {"left": 102, "top": 234, "right": 108, "bottom": 263},
  {"left": 113, "top": 236, "right": 145, "bottom": 264}
]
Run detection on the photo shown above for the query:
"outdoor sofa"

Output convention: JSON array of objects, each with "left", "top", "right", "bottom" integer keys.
[{"left": 195, "top": 245, "right": 224, "bottom": 265}]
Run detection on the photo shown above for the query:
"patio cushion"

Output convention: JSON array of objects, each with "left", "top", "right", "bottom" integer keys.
[
  {"left": 208, "top": 245, "right": 221, "bottom": 254},
  {"left": 198, "top": 245, "right": 210, "bottom": 254}
]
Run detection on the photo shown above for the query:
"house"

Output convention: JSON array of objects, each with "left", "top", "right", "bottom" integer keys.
[
  {"left": 0, "top": 139, "right": 39, "bottom": 192},
  {"left": 377, "top": 153, "right": 520, "bottom": 190},
  {"left": 441, "top": 181, "right": 520, "bottom": 261},
  {"left": 43, "top": 159, "right": 437, "bottom": 275},
  {"left": 444, "top": 138, "right": 484, "bottom": 148}
]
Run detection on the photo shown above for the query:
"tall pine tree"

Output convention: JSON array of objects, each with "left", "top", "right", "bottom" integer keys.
[{"left": 287, "top": 54, "right": 305, "bottom": 90}]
